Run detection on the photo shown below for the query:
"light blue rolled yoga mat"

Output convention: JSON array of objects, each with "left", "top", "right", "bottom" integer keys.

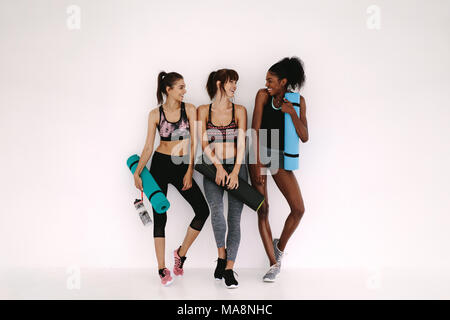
[
  {"left": 284, "top": 92, "right": 301, "bottom": 170},
  {"left": 127, "top": 154, "right": 170, "bottom": 214}
]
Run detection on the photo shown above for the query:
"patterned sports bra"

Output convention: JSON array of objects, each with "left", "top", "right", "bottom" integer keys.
[
  {"left": 157, "top": 102, "right": 190, "bottom": 141},
  {"left": 206, "top": 103, "right": 238, "bottom": 144}
]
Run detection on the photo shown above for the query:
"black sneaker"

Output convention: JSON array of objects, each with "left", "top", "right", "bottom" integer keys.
[
  {"left": 214, "top": 257, "right": 227, "bottom": 280},
  {"left": 223, "top": 269, "right": 239, "bottom": 289}
]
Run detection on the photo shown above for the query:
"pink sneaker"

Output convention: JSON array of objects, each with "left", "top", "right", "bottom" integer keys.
[
  {"left": 173, "top": 247, "right": 187, "bottom": 276},
  {"left": 158, "top": 268, "right": 173, "bottom": 286}
]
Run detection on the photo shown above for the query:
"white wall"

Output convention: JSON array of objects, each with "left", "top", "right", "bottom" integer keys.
[{"left": 1, "top": 0, "right": 449, "bottom": 271}]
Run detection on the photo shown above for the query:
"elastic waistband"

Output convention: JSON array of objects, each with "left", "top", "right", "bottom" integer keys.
[
  {"left": 221, "top": 157, "right": 236, "bottom": 160},
  {"left": 153, "top": 151, "right": 190, "bottom": 164},
  {"left": 200, "top": 155, "right": 249, "bottom": 168}
]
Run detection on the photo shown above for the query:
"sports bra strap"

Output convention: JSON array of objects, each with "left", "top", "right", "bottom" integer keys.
[
  {"left": 208, "top": 103, "right": 236, "bottom": 124},
  {"left": 181, "top": 101, "right": 186, "bottom": 118}
]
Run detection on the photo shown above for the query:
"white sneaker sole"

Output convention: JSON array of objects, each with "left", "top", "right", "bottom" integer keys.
[
  {"left": 263, "top": 277, "right": 276, "bottom": 283},
  {"left": 223, "top": 279, "right": 239, "bottom": 289},
  {"left": 162, "top": 278, "right": 174, "bottom": 286}
]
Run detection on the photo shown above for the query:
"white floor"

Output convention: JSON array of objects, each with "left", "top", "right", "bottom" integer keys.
[{"left": 1, "top": 267, "right": 449, "bottom": 299}]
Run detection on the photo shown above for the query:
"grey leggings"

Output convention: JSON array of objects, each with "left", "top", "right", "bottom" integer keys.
[{"left": 203, "top": 159, "right": 248, "bottom": 262}]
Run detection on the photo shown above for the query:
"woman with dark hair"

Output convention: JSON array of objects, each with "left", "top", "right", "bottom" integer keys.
[
  {"left": 133, "top": 71, "right": 210, "bottom": 286},
  {"left": 197, "top": 69, "right": 248, "bottom": 289},
  {"left": 249, "top": 57, "right": 309, "bottom": 282}
]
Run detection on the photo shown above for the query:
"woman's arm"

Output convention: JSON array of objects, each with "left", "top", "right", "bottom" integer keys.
[
  {"left": 231, "top": 105, "right": 247, "bottom": 174},
  {"left": 197, "top": 105, "right": 224, "bottom": 168},
  {"left": 282, "top": 96, "right": 309, "bottom": 143},
  {"left": 134, "top": 109, "right": 158, "bottom": 177},
  {"left": 185, "top": 103, "right": 197, "bottom": 170},
  {"left": 251, "top": 89, "right": 269, "bottom": 165}
]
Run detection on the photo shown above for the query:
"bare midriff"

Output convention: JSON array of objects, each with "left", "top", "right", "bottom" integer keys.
[
  {"left": 210, "top": 141, "right": 237, "bottom": 161},
  {"left": 155, "top": 139, "right": 191, "bottom": 157}
]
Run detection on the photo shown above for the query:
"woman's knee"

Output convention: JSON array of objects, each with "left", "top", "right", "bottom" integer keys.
[
  {"left": 291, "top": 206, "right": 305, "bottom": 220},
  {"left": 198, "top": 211, "right": 209, "bottom": 226},
  {"left": 153, "top": 212, "right": 167, "bottom": 237},
  {"left": 257, "top": 202, "right": 269, "bottom": 219},
  {"left": 153, "top": 221, "right": 167, "bottom": 238},
  {"left": 189, "top": 200, "right": 209, "bottom": 229},
  {"left": 197, "top": 200, "right": 210, "bottom": 221},
  {"left": 206, "top": 198, "right": 224, "bottom": 219},
  {"left": 227, "top": 215, "right": 242, "bottom": 230}
]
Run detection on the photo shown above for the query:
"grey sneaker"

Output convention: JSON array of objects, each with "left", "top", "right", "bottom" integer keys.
[
  {"left": 273, "top": 238, "right": 284, "bottom": 265},
  {"left": 263, "top": 263, "right": 281, "bottom": 282}
]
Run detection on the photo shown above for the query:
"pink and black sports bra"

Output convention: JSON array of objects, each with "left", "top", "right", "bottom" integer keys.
[
  {"left": 157, "top": 102, "right": 190, "bottom": 141},
  {"left": 206, "top": 103, "right": 238, "bottom": 144}
]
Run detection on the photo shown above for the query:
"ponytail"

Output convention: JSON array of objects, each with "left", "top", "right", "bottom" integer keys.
[
  {"left": 206, "top": 71, "right": 218, "bottom": 100},
  {"left": 206, "top": 69, "right": 239, "bottom": 100},
  {"left": 156, "top": 71, "right": 183, "bottom": 105}
]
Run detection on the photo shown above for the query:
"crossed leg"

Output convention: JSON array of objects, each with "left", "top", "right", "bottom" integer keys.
[
  {"left": 249, "top": 166, "right": 305, "bottom": 265},
  {"left": 271, "top": 169, "right": 305, "bottom": 252}
]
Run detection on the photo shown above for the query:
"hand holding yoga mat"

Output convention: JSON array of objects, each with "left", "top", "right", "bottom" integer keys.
[
  {"left": 127, "top": 154, "right": 170, "bottom": 214},
  {"left": 284, "top": 92, "right": 301, "bottom": 170},
  {"left": 194, "top": 157, "right": 265, "bottom": 212}
]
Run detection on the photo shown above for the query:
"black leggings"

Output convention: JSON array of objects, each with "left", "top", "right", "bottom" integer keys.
[{"left": 149, "top": 151, "right": 210, "bottom": 238}]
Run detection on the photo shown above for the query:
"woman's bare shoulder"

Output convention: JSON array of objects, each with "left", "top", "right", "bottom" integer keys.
[{"left": 234, "top": 104, "right": 247, "bottom": 113}]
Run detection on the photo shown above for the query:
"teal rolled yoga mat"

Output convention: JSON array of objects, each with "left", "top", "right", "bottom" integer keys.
[
  {"left": 284, "top": 92, "right": 301, "bottom": 170},
  {"left": 127, "top": 154, "right": 170, "bottom": 214},
  {"left": 194, "top": 157, "right": 265, "bottom": 212}
]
